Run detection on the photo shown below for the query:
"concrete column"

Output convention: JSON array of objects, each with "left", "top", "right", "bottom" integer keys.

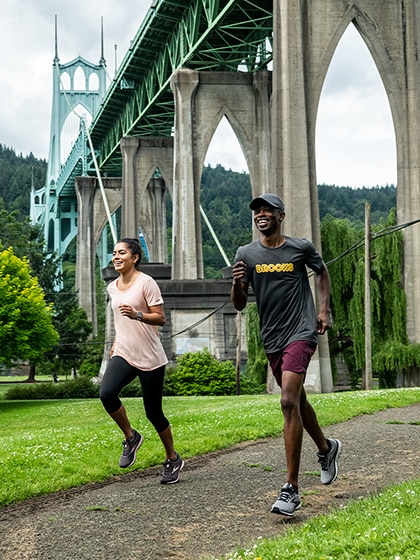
[
  {"left": 170, "top": 69, "right": 202, "bottom": 279},
  {"left": 395, "top": 0, "right": 420, "bottom": 343},
  {"left": 75, "top": 177, "right": 97, "bottom": 334},
  {"left": 120, "top": 137, "right": 140, "bottom": 238},
  {"left": 271, "top": 0, "right": 332, "bottom": 392},
  {"left": 250, "top": 71, "right": 272, "bottom": 203},
  {"left": 271, "top": 0, "right": 315, "bottom": 239},
  {"left": 147, "top": 177, "right": 168, "bottom": 262},
  {"left": 120, "top": 137, "right": 173, "bottom": 263}
]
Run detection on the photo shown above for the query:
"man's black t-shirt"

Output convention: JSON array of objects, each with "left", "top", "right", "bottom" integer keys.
[{"left": 234, "top": 237, "right": 323, "bottom": 353}]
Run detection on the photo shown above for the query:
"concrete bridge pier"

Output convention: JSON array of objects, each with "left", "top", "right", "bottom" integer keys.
[
  {"left": 120, "top": 137, "right": 173, "bottom": 263},
  {"left": 75, "top": 176, "right": 121, "bottom": 334}
]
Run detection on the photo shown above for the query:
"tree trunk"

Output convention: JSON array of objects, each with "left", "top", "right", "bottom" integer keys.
[{"left": 25, "top": 362, "right": 36, "bottom": 382}]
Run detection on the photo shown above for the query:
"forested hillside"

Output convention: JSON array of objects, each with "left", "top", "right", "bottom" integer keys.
[
  {"left": 0, "top": 143, "right": 396, "bottom": 275},
  {"left": 199, "top": 164, "right": 396, "bottom": 275},
  {"left": 0, "top": 145, "right": 47, "bottom": 218}
]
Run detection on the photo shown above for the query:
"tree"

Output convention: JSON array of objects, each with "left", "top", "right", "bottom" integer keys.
[
  {"left": 321, "top": 210, "right": 413, "bottom": 387},
  {"left": 0, "top": 197, "right": 93, "bottom": 380},
  {"left": 46, "top": 289, "right": 92, "bottom": 378},
  {"left": 244, "top": 303, "right": 267, "bottom": 385},
  {"left": 0, "top": 247, "right": 58, "bottom": 366}
]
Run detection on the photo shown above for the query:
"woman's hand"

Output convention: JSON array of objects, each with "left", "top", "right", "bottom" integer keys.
[{"left": 118, "top": 304, "right": 136, "bottom": 320}]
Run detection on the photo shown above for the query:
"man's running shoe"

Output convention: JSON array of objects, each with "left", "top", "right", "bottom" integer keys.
[
  {"left": 119, "top": 429, "right": 143, "bottom": 468},
  {"left": 317, "top": 437, "right": 342, "bottom": 484},
  {"left": 160, "top": 452, "right": 184, "bottom": 484},
  {"left": 271, "top": 483, "right": 301, "bottom": 516}
]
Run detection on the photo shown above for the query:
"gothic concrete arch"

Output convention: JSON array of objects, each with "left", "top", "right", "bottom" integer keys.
[
  {"left": 120, "top": 137, "right": 174, "bottom": 263},
  {"left": 75, "top": 177, "right": 122, "bottom": 334},
  {"left": 170, "top": 69, "right": 272, "bottom": 279}
]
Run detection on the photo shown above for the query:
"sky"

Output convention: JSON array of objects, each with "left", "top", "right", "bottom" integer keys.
[{"left": 0, "top": 1, "right": 397, "bottom": 189}]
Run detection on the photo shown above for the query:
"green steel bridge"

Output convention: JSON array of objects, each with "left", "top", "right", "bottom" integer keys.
[{"left": 32, "top": 0, "right": 273, "bottom": 260}]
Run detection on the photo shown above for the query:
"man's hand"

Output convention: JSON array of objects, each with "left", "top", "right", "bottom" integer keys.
[
  {"left": 231, "top": 260, "right": 248, "bottom": 311},
  {"left": 232, "top": 260, "right": 247, "bottom": 284},
  {"left": 317, "top": 309, "right": 331, "bottom": 335}
]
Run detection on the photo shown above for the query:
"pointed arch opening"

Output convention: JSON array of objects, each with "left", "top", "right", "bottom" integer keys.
[
  {"left": 60, "top": 104, "right": 93, "bottom": 163},
  {"left": 60, "top": 72, "right": 71, "bottom": 90},
  {"left": 73, "top": 66, "right": 86, "bottom": 90},
  {"left": 316, "top": 24, "right": 396, "bottom": 189},
  {"left": 202, "top": 116, "right": 251, "bottom": 278},
  {"left": 89, "top": 72, "right": 99, "bottom": 91}
]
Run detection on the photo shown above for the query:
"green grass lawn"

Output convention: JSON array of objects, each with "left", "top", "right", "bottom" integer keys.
[
  {"left": 1, "top": 388, "right": 419, "bottom": 559},
  {"left": 1, "top": 387, "right": 419, "bottom": 507},
  {"left": 214, "top": 478, "right": 420, "bottom": 559}
]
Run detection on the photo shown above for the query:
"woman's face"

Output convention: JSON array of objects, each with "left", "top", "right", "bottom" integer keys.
[{"left": 112, "top": 242, "right": 138, "bottom": 273}]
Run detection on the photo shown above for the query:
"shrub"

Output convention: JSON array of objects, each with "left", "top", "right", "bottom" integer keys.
[
  {"left": 165, "top": 348, "right": 236, "bottom": 396},
  {"left": 238, "top": 376, "right": 266, "bottom": 394},
  {"left": 120, "top": 378, "right": 142, "bottom": 397},
  {"left": 5, "top": 377, "right": 99, "bottom": 400}
]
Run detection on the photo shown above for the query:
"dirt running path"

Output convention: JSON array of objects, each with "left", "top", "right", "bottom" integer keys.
[{"left": 0, "top": 403, "right": 419, "bottom": 560}]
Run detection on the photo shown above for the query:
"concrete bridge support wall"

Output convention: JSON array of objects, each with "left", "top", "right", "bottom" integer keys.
[
  {"left": 75, "top": 177, "right": 121, "bottom": 334},
  {"left": 79, "top": 0, "right": 420, "bottom": 391},
  {"left": 170, "top": 69, "right": 272, "bottom": 279},
  {"left": 120, "top": 137, "right": 174, "bottom": 263},
  {"left": 270, "top": 0, "right": 420, "bottom": 386}
]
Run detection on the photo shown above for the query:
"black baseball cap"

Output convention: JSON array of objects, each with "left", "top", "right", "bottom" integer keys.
[{"left": 249, "top": 193, "right": 285, "bottom": 212}]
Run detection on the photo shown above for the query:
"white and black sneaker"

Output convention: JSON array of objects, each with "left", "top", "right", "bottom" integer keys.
[
  {"left": 119, "top": 429, "right": 143, "bottom": 468},
  {"left": 271, "top": 483, "right": 301, "bottom": 516},
  {"left": 160, "top": 452, "right": 184, "bottom": 484},
  {"left": 317, "top": 438, "right": 342, "bottom": 484}
]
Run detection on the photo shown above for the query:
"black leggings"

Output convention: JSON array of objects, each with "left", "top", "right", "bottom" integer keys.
[{"left": 100, "top": 356, "right": 169, "bottom": 433}]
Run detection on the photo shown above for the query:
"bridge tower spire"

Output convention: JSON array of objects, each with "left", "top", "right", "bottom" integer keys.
[{"left": 31, "top": 15, "right": 108, "bottom": 256}]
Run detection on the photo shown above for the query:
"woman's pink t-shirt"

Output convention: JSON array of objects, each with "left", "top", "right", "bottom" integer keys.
[{"left": 107, "top": 272, "right": 168, "bottom": 371}]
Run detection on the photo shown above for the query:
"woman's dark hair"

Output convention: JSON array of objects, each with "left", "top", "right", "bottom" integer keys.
[{"left": 119, "top": 237, "right": 142, "bottom": 269}]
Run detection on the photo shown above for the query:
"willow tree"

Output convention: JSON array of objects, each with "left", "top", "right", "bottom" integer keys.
[
  {"left": 244, "top": 303, "right": 267, "bottom": 385},
  {"left": 322, "top": 209, "right": 413, "bottom": 387},
  {"left": 321, "top": 214, "right": 363, "bottom": 386}
]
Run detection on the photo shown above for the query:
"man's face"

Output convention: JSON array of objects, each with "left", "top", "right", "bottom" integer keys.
[{"left": 253, "top": 205, "right": 284, "bottom": 236}]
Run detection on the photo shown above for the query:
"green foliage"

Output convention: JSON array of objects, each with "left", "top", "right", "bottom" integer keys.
[
  {"left": 46, "top": 288, "right": 92, "bottom": 376},
  {"left": 238, "top": 375, "right": 266, "bottom": 394},
  {"left": 244, "top": 303, "right": 268, "bottom": 385},
  {"left": 0, "top": 198, "right": 62, "bottom": 293},
  {"left": 4, "top": 376, "right": 99, "bottom": 400},
  {"left": 165, "top": 348, "right": 236, "bottom": 395},
  {"left": 0, "top": 247, "right": 59, "bottom": 366},
  {"left": 0, "top": 194, "right": 93, "bottom": 378},
  {"left": 322, "top": 210, "right": 412, "bottom": 387},
  {"left": 0, "top": 144, "right": 47, "bottom": 218},
  {"left": 372, "top": 341, "right": 420, "bottom": 387},
  {"left": 318, "top": 183, "right": 396, "bottom": 224},
  {"left": 78, "top": 335, "right": 105, "bottom": 378}
]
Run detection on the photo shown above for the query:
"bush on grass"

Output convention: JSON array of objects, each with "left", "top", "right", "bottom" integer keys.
[
  {"left": 5, "top": 377, "right": 100, "bottom": 400},
  {"left": 3, "top": 356, "right": 265, "bottom": 400},
  {"left": 165, "top": 348, "right": 236, "bottom": 396}
]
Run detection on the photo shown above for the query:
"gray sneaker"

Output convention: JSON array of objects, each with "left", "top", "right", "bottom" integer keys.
[
  {"left": 271, "top": 483, "right": 301, "bottom": 516},
  {"left": 317, "top": 438, "right": 342, "bottom": 484},
  {"left": 119, "top": 429, "right": 143, "bottom": 468},
  {"left": 160, "top": 452, "right": 184, "bottom": 484}
]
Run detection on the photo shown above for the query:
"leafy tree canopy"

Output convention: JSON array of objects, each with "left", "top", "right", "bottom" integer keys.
[
  {"left": 0, "top": 247, "right": 58, "bottom": 366},
  {"left": 0, "top": 144, "right": 47, "bottom": 219}
]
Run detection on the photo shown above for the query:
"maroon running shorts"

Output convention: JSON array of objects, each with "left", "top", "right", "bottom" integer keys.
[{"left": 268, "top": 340, "right": 317, "bottom": 386}]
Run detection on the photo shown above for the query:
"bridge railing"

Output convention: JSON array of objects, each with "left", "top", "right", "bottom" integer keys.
[{"left": 55, "top": 127, "right": 88, "bottom": 197}]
